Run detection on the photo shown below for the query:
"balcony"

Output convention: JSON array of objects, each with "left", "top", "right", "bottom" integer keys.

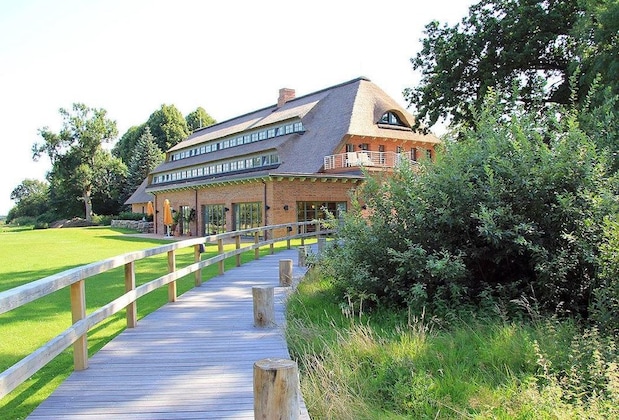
[{"left": 323, "top": 151, "right": 418, "bottom": 172}]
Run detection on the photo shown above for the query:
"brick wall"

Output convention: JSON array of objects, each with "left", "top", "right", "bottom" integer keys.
[{"left": 152, "top": 177, "right": 361, "bottom": 236}]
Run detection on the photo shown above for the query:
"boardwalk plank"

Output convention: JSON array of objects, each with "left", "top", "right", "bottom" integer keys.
[{"left": 28, "top": 249, "right": 311, "bottom": 419}]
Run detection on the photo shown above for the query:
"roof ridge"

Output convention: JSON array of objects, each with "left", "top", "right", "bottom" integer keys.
[{"left": 188, "top": 77, "right": 371, "bottom": 137}]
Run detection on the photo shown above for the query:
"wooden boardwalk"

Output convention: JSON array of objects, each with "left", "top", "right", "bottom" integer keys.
[{"left": 28, "top": 248, "right": 311, "bottom": 419}]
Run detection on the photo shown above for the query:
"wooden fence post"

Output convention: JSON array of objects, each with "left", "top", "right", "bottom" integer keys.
[
  {"left": 252, "top": 286, "right": 274, "bottom": 328},
  {"left": 70, "top": 279, "right": 88, "bottom": 371},
  {"left": 236, "top": 235, "right": 242, "bottom": 267},
  {"left": 168, "top": 250, "right": 177, "bottom": 302},
  {"left": 194, "top": 244, "right": 202, "bottom": 286},
  {"left": 254, "top": 232, "right": 260, "bottom": 260},
  {"left": 279, "top": 259, "right": 293, "bottom": 287},
  {"left": 218, "top": 238, "right": 225, "bottom": 275},
  {"left": 254, "top": 358, "right": 300, "bottom": 420},
  {"left": 125, "top": 261, "right": 137, "bottom": 328}
]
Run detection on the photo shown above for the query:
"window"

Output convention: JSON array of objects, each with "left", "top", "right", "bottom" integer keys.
[
  {"left": 359, "top": 143, "right": 369, "bottom": 151},
  {"left": 267, "top": 129, "right": 276, "bottom": 138},
  {"left": 411, "top": 148, "right": 417, "bottom": 161},
  {"left": 346, "top": 144, "right": 355, "bottom": 152},
  {"left": 379, "top": 111, "right": 406, "bottom": 127},
  {"left": 234, "top": 202, "right": 262, "bottom": 232},
  {"left": 426, "top": 149, "right": 433, "bottom": 160},
  {"left": 297, "top": 201, "right": 347, "bottom": 231},
  {"left": 202, "top": 204, "right": 226, "bottom": 235}
]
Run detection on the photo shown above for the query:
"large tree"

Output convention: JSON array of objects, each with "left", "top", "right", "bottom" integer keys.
[
  {"left": 146, "top": 104, "right": 189, "bottom": 151},
  {"left": 186, "top": 107, "right": 216, "bottom": 132},
  {"left": 406, "top": 0, "right": 617, "bottom": 129},
  {"left": 112, "top": 124, "right": 145, "bottom": 164},
  {"left": 33, "top": 103, "right": 120, "bottom": 221}
]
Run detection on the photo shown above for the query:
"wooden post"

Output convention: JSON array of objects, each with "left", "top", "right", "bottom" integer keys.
[
  {"left": 70, "top": 279, "right": 88, "bottom": 371},
  {"left": 286, "top": 226, "right": 291, "bottom": 250},
  {"left": 194, "top": 244, "right": 202, "bottom": 286},
  {"left": 317, "top": 236, "right": 326, "bottom": 256},
  {"left": 269, "top": 228, "right": 274, "bottom": 254},
  {"left": 218, "top": 238, "right": 225, "bottom": 275},
  {"left": 279, "top": 259, "right": 293, "bottom": 287},
  {"left": 298, "top": 246, "right": 307, "bottom": 267},
  {"left": 235, "top": 235, "right": 242, "bottom": 267},
  {"left": 252, "top": 286, "right": 274, "bottom": 328},
  {"left": 300, "top": 223, "right": 305, "bottom": 246},
  {"left": 254, "top": 232, "right": 260, "bottom": 260},
  {"left": 168, "top": 250, "right": 177, "bottom": 302},
  {"left": 124, "top": 261, "right": 137, "bottom": 328},
  {"left": 254, "top": 358, "right": 300, "bottom": 420}
]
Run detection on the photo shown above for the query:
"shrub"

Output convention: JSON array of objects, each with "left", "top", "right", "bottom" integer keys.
[{"left": 324, "top": 91, "right": 618, "bottom": 318}]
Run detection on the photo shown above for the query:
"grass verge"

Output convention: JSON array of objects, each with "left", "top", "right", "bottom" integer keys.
[{"left": 286, "top": 269, "right": 619, "bottom": 419}]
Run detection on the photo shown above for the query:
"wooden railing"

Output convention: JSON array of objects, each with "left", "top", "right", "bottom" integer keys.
[
  {"left": 323, "top": 151, "right": 420, "bottom": 171},
  {"left": 0, "top": 221, "right": 333, "bottom": 399}
]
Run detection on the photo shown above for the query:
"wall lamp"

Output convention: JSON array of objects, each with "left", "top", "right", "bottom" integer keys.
[
  {"left": 283, "top": 204, "right": 289, "bottom": 211},
  {"left": 224, "top": 207, "right": 230, "bottom": 212},
  {"left": 265, "top": 205, "right": 270, "bottom": 211}
]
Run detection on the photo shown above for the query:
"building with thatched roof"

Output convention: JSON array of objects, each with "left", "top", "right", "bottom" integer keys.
[{"left": 126, "top": 77, "right": 439, "bottom": 236}]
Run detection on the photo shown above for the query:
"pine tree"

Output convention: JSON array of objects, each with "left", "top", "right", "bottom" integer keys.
[{"left": 124, "top": 127, "right": 163, "bottom": 200}]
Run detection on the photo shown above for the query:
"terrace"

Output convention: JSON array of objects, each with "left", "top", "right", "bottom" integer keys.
[{"left": 323, "top": 150, "right": 419, "bottom": 172}]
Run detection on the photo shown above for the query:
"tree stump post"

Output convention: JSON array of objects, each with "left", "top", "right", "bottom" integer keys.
[
  {"left": 279, "top": 259, "right": 293, "bottom": 287},
  {"left": 252, "top": 286, "right": 274, "bottom": 327},
  {"left": 298, "top": 246, "right": 307, "bottom": 267},
  {"left": 254, "top": 358, "right": 300, "bottom": 420},
  {"left": 317, "top": 236, "right": 326, "bottom": 255}
]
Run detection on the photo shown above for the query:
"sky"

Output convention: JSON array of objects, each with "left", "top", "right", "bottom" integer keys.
[{"left": 0, "top": 0, "right": 475, "bottom": 216}]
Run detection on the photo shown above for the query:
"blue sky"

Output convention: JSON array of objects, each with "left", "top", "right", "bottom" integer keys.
[{"left": 0, "top": 0, "right": 474, "bottom": 215}]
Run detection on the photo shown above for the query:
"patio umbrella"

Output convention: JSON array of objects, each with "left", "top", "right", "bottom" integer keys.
[
  {"left": 163, "top": 199, "right": 173, "bottom": 235},
  {"left": 146, "top": 201, "right": 154, "bottom": 216}
]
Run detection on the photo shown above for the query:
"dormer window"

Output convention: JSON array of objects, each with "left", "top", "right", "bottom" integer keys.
[{"left": 379, "top": 111, "right": 407, "bottom": 127}]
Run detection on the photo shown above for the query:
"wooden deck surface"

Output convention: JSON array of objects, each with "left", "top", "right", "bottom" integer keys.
[{"left": 28, "top": 248, "right": 311, "bottom": 419}]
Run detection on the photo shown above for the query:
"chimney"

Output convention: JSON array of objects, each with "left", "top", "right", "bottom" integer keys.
[{"left": 277, "top": 88, "right": 295, "bottom": 107}]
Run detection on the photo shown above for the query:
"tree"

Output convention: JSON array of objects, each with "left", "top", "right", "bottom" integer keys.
[
  {"left": 33, "top": 103, "right": 119, "bottom": 221},
  {"left": 112, "top": 124, "right": 146, "bottom": 164},
  {"left": 146, "top": 104, "right": 189, "bottom": 151},
  {"left": 404, "top": 0, "right": 612, "bottom": 129},
  {"left": 186, "top": 107, "right": 216, "bottom": 132},
  {"left": 8, "top": 179, "right": 50, "bottom": 221},
  {"left": 124, "top": 126, "right": 164, "bottom": 200}
]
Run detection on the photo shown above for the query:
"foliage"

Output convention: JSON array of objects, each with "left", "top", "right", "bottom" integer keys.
[
  {"left": 111, "top": 124, "right": 145, "bottom": 164},
  {"left": 7, "top": 179, "right": 50, "bottom": 223},
  {"left": 590, "top": 217, "right": 619, "bottom": 335},
  {"left": 123, "top": 126, "right": 163, "bottom": 201},
  {"left": 185, "top": 107, "right": 216, "bottom": 132},
  {"left": 406, "top": 0, "right": 618, "bottom": 130},
  {"left": 286, "top": 269, "right": 619, "bottom": 419},
  {"left": 322, "top": 91, "right": 618, "bottom": 318},
  {"left": 32, "top": 103, "right": 122, "bottom": 221},
  {"left": 146, "top": 103, "right": 189, "bottom": 151}
]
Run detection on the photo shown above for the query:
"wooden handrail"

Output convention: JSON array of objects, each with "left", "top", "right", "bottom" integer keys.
[{"left": 0, "top": 221, "right": 334, "bottom": 399}]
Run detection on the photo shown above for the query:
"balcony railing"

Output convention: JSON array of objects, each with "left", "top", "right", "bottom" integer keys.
[{"left": 323, "top": 151, "right": 418, "bottom": 171}]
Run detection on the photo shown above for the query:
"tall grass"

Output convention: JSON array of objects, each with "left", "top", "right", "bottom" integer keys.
[
  {"left": 0, "top": 226, "right": 297, "bottom": 419},
  {"left": 286, "top": 269, "right": 619, "bottom": 419}
]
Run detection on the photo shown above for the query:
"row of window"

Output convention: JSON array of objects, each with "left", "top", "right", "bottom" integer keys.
[
  {"left": 171, "top": 121, "right": 304, "bottom": 162},
  {"left": 152, "top": 153, "right": 280, "bottom": 184}
]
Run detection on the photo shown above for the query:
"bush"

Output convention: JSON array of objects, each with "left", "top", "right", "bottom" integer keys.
[
  {"left": 91, "top": 214, "right": 113, "bottom": 226},
  {"left": 324, "top": 92, "right": 618, "bottom": 318},
  {"left": 116, "top": 212, "right": 151, "bottom": 221},
  {"left": 10, "top": 216, "right": 37, "bottom": 227}
]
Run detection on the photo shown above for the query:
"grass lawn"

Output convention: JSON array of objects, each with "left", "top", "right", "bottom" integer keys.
[{"left": 0, "top": 226, "right": 300, "bottom": 419}]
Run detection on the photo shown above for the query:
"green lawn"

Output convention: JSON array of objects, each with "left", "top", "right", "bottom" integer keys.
[{"left": 0, "top": 226, "right": 299, "bottom": 419}]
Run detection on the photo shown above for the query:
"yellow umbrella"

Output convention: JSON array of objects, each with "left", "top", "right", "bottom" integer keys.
[
  {"left": 163, "top": 199, "right": 173, "bottom": 228},
  {"left": 146, "top": 201, "right": 154, "bottom": 216}
]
